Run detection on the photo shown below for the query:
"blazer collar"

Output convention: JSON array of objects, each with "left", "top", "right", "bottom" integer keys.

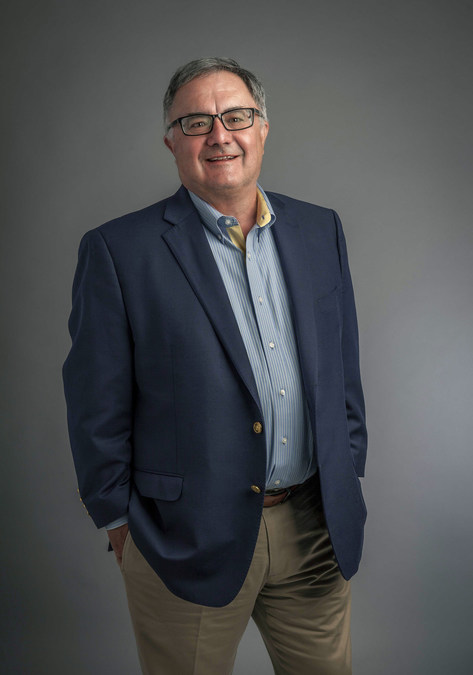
[{"left": 162, "top": 185, "right": 196, "bottom": 226}]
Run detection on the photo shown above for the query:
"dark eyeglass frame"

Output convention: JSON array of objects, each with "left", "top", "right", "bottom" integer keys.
[{"left": 168, "top": 107, "right": 263, "bottom": 136}]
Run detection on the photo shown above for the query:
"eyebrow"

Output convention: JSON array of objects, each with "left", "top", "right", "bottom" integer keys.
[{"left": 181, "top": 106, "right": 251, "bottom": 117}]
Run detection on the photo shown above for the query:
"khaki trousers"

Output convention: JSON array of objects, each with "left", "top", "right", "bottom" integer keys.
[{"left": 120, "top": 476, "right": 351, "bottom": 675}]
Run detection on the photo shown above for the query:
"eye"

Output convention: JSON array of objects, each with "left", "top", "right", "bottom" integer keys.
[
  {"left": 222, "top": 109, "right": 252, "bottom": 129},
  {"left": 227, "top": 111, "right": 246, "bottom": 123},
  {"left": 189, "top": 117, "right": 210, "bottom": 128},
  {"left": 182, "top": 115, "right": 212, "bottom": 133}
]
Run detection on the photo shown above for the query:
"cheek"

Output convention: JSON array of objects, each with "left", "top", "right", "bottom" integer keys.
[
  {"left": 176, "top": 146, "right": 200, "bottom": 172},
  {"left": 186, "top": 143, "right": 206, "bottom": 167},
  {"left": 246, "top": 143, "right": 264, "bottom": 165}
]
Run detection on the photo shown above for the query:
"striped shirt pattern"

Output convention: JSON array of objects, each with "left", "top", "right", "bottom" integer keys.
[{"left": 189, "top": 187, "right": 316, "bottom": 490}]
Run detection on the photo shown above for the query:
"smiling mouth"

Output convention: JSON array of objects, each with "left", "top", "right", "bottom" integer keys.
[{"left": 207, "top": 155, "right": 238, "bottom": 162}]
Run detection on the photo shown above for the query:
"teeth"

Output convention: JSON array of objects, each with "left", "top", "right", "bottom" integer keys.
[{"left": 209, "top": 156, "right": 234, "bottom": 161}]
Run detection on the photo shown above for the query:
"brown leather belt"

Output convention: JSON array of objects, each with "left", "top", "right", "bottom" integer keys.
[{"left": 263, "top": 482, "right": 304, "bottom": 507}]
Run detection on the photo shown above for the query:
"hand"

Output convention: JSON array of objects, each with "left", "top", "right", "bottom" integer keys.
[{"left": 107, "top": 523, "right": 129, "bottom": 566}]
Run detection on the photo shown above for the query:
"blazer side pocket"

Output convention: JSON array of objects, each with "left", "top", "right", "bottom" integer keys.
[{"left": 133, "top": 469, "right": 183, "bottom": 501}]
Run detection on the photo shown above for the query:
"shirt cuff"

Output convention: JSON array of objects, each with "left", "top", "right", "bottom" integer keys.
[{"left": 105, "top": 515, "right": 129, "bottom": 530}]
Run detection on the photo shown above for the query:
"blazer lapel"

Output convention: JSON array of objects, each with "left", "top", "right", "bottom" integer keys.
[
  {"left": 271, "top": 196, "right": 318, "bottom": 415},
  {"left": 162, "top": 187, "right": 262, "bottom": 410}
]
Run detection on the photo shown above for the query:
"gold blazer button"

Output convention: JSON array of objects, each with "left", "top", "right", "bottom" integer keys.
[
  {"left": 251, "top": 485, "right": 262, "bottom": 494},
  {"left": 253, "top": 421, "right": 263, "bottom": 434}
]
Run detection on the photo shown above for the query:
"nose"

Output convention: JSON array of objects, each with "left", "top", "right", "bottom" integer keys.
[{"left": 205, "top": 116, "right": 233, "bottom": 145}]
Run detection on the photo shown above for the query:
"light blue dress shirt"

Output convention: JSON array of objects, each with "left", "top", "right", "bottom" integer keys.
[{"left": 189, "top": 186, "right": 316, "bottom": 491}]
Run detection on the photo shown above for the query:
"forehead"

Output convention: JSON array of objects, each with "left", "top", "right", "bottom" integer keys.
[{"left": 170, "top": 71, "right": 255, "bottom": 116}]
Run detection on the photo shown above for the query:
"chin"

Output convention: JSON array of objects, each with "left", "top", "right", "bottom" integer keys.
[{"left": 203, "top": 178, "right": 241, "bottom": 192}]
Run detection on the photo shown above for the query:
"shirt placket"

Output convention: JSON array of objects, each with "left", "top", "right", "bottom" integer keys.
[{"left": 246, "top": 229, "right": 290, "bottom": 488}]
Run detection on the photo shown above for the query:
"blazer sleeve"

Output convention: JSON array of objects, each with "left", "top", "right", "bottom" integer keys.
[
  {"left": 63, "top": 228, "right": 134, "bottom": 527},
  {"left": 333, "top": 210, "right": 368, "bottom": 477}
]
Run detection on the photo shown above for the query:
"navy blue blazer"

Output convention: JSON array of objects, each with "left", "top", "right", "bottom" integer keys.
[{"left": 63, "top": 186, "right": 367, "bottom": 607}]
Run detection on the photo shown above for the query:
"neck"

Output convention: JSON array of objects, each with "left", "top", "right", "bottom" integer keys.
[{"left": 190, "top": 185, "right": 259, "bottom": 238}]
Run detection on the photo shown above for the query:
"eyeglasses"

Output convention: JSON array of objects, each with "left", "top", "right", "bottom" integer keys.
[{"left": 168, "top": 107, "right": 263, "bottom": 136}]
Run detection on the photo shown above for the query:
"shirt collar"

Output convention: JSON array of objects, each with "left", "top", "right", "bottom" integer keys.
[{"left": 187, "top": 185, "right": 276, "bottom": 243}]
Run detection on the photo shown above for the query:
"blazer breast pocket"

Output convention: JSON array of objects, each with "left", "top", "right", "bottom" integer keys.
[{"left": 133, "top": 469, "right": 183, "bottom": 501}]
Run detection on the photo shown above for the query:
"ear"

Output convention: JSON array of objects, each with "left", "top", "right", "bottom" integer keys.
[
  {"left": 164, "top": 134, "right": 174, "bottom": 154},
  {"left": 260, "top": 120, "right": 269, "bottom": 146}
]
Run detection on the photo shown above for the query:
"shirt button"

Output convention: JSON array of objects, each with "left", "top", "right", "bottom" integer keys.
[
  {"left": 218, "top": 234, "right": 223, "bottom": 241},
  {"left": 251, "top": 485, "right": 262, "bottom": 494},
  {"left": 269, "top": 341, "right": 275, "bottom": 349},
  {"left": 253, "top": 421, "right": 263, "bottom": 434},
  {"left": 258, "top": 296, "right": 263, "bottom": 304},
  {"left": 280, "top": 389, "right": 286, "bottom": 396},
  {"left": 282, "top": 437, "right": 287, "bottom": 444},
  {"left": 275, "top": 480, "right": 281, "bottom": 485},
  {"left": 247, "top": 252, "right": 252, "bottom": 260},
  {"left": 225, "top": 218, "right": 232, "bottom": 225}
]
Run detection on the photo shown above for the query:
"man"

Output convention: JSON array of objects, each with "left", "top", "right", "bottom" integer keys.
[{"left": 63, "top": 57, "right": 367, "bottom": 674}]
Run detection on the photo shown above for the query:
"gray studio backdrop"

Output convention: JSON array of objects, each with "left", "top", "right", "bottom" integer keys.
[{"left": 2, "top": 1, "right": 472, "bottom": 673}]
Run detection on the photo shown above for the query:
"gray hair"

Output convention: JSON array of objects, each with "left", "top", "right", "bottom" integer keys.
[{"left": 163, "top": 57, "right": 267, "bottom": 130}]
